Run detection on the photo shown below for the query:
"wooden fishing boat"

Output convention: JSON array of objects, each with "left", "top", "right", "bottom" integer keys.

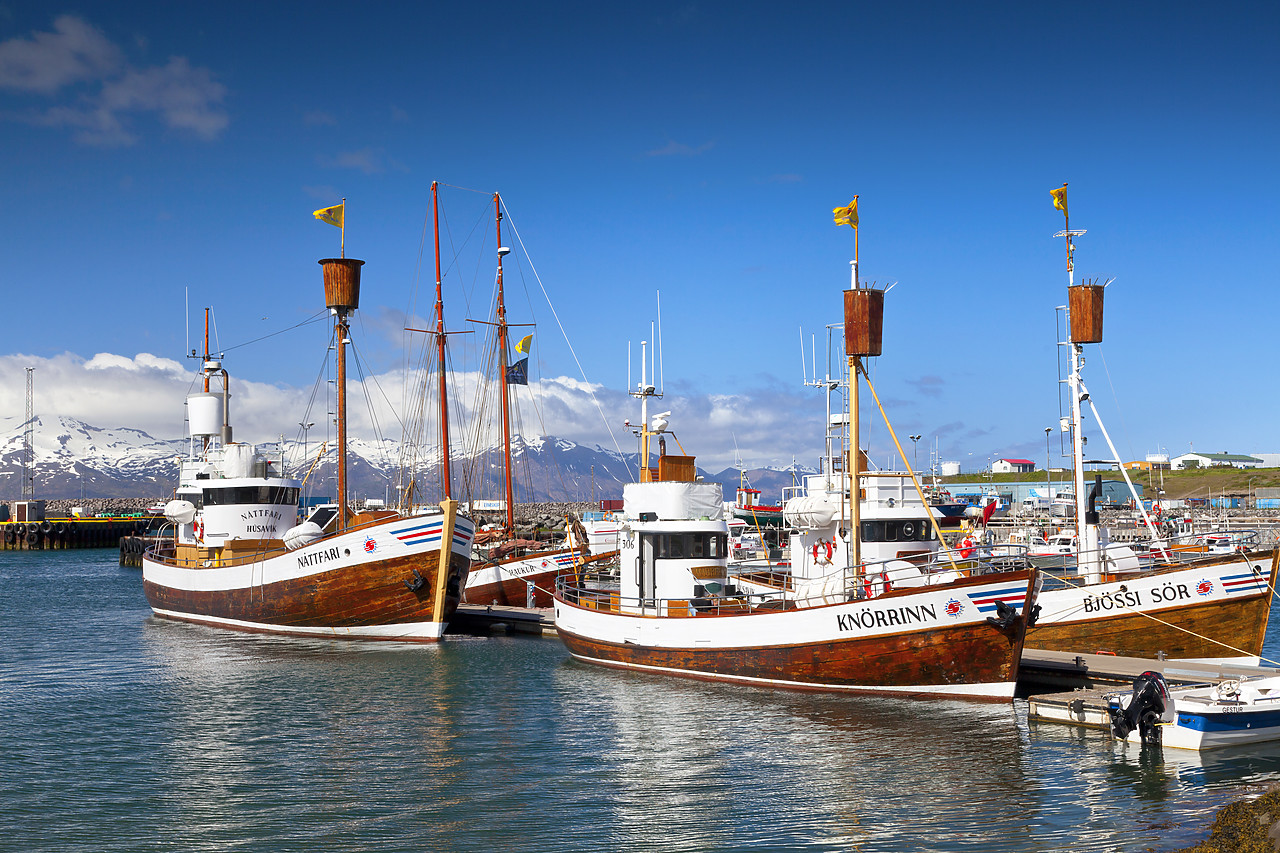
[
  {"left": 454, "top": 191, "right": 590, "bottom": 608},
  {"left": 729, "top": 196, "right": 1278, "bottom": 669},
  {"left": 142, "top": 222, "right": 473, "bottom": 642},
  {"left": 555, "top": 220, "right": 1039, "bottom": 700},
  {"left": 1022, "top": 203, "right": 1278, "bottom": 663}
]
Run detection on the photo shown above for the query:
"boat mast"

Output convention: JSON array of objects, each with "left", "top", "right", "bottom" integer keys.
[
  {"left": 494, "top": 193, "right": 516, "bottom": 533},
  {"left": 847, "top": 262, "right": 861, "bottom": 574},
  {"left": 320, "top": 256, "right": 364, "bottom": 533},
  {"left": 1054, "top": 183, "right": 1098, "bottom": 580},
  {"left": 637, "top": 340, "right": 653, "bottom": 481},
  {"left": 433, "top": 181, "right": 453, "bottom": 498}
]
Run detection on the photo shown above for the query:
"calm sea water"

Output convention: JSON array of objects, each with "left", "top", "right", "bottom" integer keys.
[{"left": 3, "top": 549, "right": 1279, "bottom": 853}]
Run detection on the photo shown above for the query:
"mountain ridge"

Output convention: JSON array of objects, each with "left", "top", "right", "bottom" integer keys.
[{"left": 0, "top": 414, "right": 814, "bottom": 504}]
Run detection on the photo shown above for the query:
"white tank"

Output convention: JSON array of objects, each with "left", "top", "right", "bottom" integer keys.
[
  {"left": 784, "top": 494, "right": 838, "bottom": 529},
  {"left": 163, "top": 499, "right": 197, "bottom": 524},
  {"left": 940, "top": 461, "right": 961, "bottom": 476},
  {"left": 221, "top": 443, "right": 258, "bottom": 479},
  {"left": 284, "top": 521, "right": 325, "bottom": 551},
  {"left": 187, "top": 392, "right": 224, "bottom": 438}
]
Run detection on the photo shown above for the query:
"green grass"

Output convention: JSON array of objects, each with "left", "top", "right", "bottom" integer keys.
[{"left": 938, "top": 467, "right": 1280, "bottom": 500}]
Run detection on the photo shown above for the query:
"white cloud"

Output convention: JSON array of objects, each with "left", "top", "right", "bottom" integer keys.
[
  {"left": 98, "top": 57, "right": 227, "bottom": 138},
  {"left": 0, "top": 351, "right": 825, "bottom": 472},
  {"left": 85, "top": 352, "right": 186, "bottom": 373},
  {"left": 0, "top": 15, "right": 227, "bottom": 146},
  {"left": 324, "top": 147, "right": 385, "bottom": 174},
  {"left": 303, "top": 110, "right": 337, "bottom": 126},
  {"left": 0, "top": 14, "right": 121, "bottom": 93},
  {"left": 644, "top": 139, "right": 715, "bottom": 157}
]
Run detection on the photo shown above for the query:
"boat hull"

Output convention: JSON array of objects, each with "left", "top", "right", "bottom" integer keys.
[
  {"left": 554, "top": 571, "right": 1036, "bottom": 701},
  {"left": 142, "top": 514, "right": 473, "bottom": 642},
  {"left": 1156, "top": 706, "right": 1280, "bottom": 750},
  {"left": 1027, "top": 549, "right": 1278, "bottom": 663},
  {"left": 464, "top": 547, "right": 583, "bottom": 608}
]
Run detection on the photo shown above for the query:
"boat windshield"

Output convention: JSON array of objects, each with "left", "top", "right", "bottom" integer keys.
[
  {"left": 203, "top": 485, "right": 300, "bottom": 506},
  {"left": 653, "top": 532, "right": 728, "bottom": 559}
]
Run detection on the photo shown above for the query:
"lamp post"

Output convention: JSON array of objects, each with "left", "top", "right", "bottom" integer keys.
[
  {"left": 1044, "top": 427, "right": 1053, "bottom": 511},
  {"left": 909, "top": 434, "right": 921, "bottom": 473}
]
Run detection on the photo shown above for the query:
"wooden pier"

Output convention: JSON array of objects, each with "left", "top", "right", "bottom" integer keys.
[
  {"left": 449, "top": 604, "right": 556, "bottom": 636},
  {"left": 0, "top": 518, "right": 159, "bottom": 552}
]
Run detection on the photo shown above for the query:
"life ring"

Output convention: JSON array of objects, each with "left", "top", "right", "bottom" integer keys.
[
  {"left": 194, "top": 518, "right": 204, "bottom": 543},
  {"left": 1153, "top": 504, "right": 1162, "bottom": 518}
]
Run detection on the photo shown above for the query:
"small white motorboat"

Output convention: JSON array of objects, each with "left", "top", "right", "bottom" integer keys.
[{"left": 1106, "top": 670, "right": 1280, "bottom": 750}]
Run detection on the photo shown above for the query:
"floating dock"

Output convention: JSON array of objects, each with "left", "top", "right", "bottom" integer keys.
[{"left": 1023, "top": 647, "right": 1280, "bottom": 731}]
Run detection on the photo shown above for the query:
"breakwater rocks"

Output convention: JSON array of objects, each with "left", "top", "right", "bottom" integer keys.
[
  {"left": 1172, "top": 783, "right": 1280, "bottom": 852},
  {"left": 472, "top": 502, "right": 597, "bottom": 536}
]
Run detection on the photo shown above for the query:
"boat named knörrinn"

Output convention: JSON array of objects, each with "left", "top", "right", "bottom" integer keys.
[{"left": 555, "top": 218, "right": 1039, "bottom": 700}]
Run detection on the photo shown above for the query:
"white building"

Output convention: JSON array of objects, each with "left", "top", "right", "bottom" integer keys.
[
  {"left": 992, "top": 458, "right": 1035, "bottom": 474},
  {"left": 1170, "top": 451, "right": 1262, "bottom": 470}
]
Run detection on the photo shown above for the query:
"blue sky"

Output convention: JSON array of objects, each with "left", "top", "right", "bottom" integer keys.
[{"left": 1, "top": 2, "right": 1277, "bottom": 474}]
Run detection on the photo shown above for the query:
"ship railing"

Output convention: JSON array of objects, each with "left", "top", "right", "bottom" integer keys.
[
  {"left": 554, "top": 577, "right": 794, "bottom": 616},
  {"left": 557, "top": 548, "right": 1033, "bottom": 615}
]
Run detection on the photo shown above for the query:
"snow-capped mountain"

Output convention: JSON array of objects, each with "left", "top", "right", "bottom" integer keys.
[{"left": 0, "top": 414, "right": 813, "bottom": 503}]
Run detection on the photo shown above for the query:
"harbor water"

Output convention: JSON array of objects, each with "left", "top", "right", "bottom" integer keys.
[{"left": 3, "top": 549, "right": 1279, "bottom": 853}]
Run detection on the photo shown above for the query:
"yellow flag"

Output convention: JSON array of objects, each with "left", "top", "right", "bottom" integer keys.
[
  {"left": 833, "top": 198, "right": 858, "bottom": 229},
  {"left": 1050, "top": 185, "right": 1067, "bottom": 218},
  {"left": 516, "top": 333, "right": 533, "bottom": 354},
  {"left": 314, "top": 203, "right": 344, "bottom": 228}
]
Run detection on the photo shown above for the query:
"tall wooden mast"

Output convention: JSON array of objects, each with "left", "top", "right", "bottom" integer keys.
[
  {"left": 494, "top": 193, "right": 516, "bottom": 533},
  {"left": 320, "top": 257, "right": 364, "bottom": 532},
  {"left": 433, "top": 181, "right": 453, "bottom": 498}
]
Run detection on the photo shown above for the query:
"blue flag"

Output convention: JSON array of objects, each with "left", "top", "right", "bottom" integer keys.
[{"left": 506, "top": 358, "right": 529, "bottom": 385}]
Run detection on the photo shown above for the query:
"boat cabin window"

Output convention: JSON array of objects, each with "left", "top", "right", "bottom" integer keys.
[
  {"left": 652, "top": 532, "right": 728, "bottom": 560},
  {"left": 178, "top": 491, "right": 202, "bottom": 509},
  {"left": 306, "top": 505, "right": 339, "bottom": 531},
  {"left": 203, "top": 485, "right": 300, "bottom": 507},
  {"left": 860, "top": 519, "right": 931, "bottom": 542}
]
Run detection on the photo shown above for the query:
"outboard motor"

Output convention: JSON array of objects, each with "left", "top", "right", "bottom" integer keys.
[{"left": 1108, "top": 670, "right": 1171, "bottom": 745}]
